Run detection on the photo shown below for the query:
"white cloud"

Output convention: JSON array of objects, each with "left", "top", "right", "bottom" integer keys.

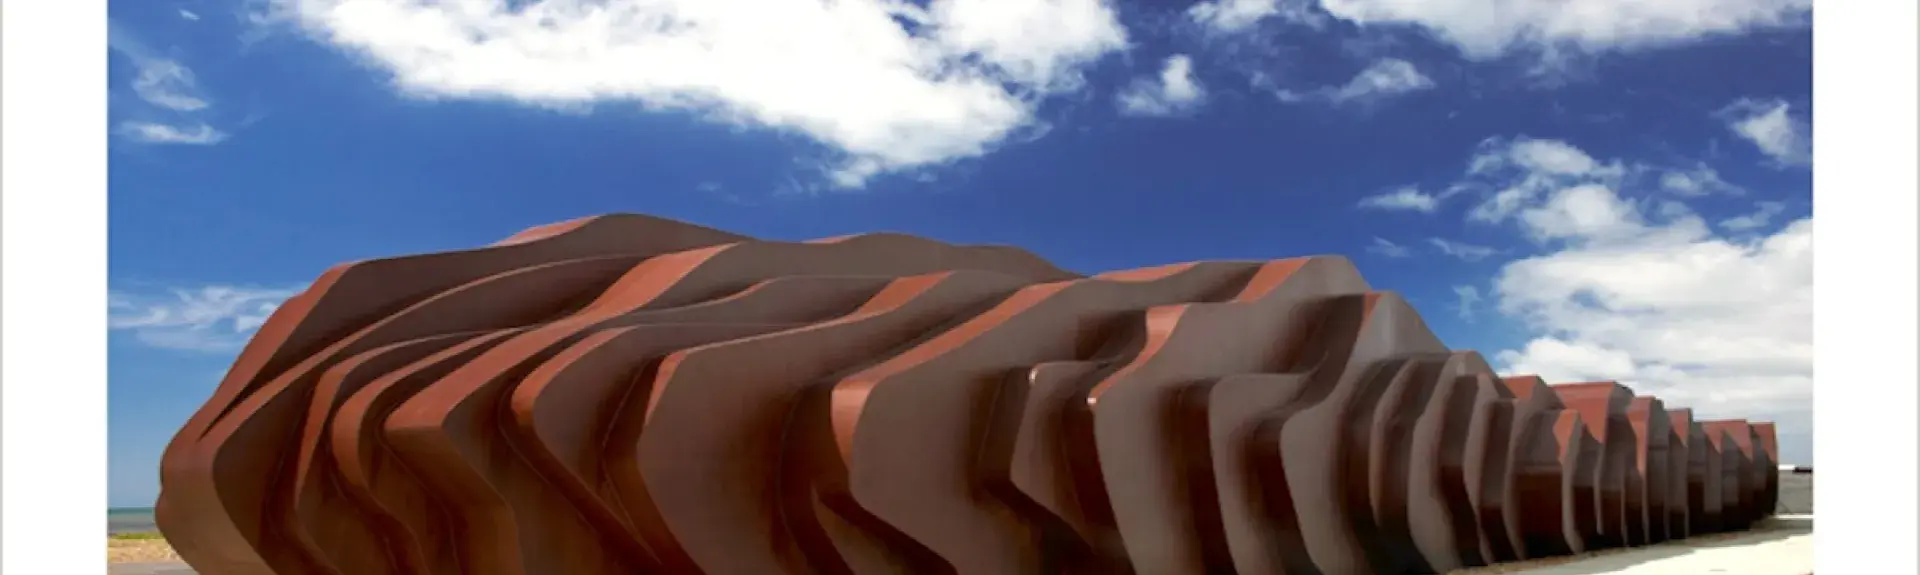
[
  {"left": 1186, "top": 0, "right": 1324, "bottom": 33},
  {"left": 1494, "top": 337, "right": 1638, "bottom": 381},
  {"left": 1718, "top": 200, "right": 1787, "bottom": 232},
  {"left": 1316, "top": 0, "right": 1811, "bottom": 59},
  {"left": 119, "top": 122, "right": 228, "bottom": 145},
  {"left": 109, "top": 22, "right": 229, "bottom": 145},
  {"left": 1357, "top": 185, "right": 1441, "bottom": 212},
  {"left": 1474, "top": 137, "right": 1613, "bottom": 176},
  {"left": 927, "top": 0, "right": 1130, "bottom": 91},
  {"left": 1722, "top": 98, "right": 1811, "bottom": 167},
  {"left": 1276, "top": 58, "right": 1433, "bottom": 104},
  {"left": 1658, "top": 163, "right": 1745, "bottom": 197},
  {"left": 1367, "top": 237, "right": 1412, "bottom": 258},
  {"left": 110, "top": 27, "right": 209, "bottom": 112},
  {"left": 1329, "top": 58, "right": 1434, "bottom": 102},
  {"left": 1515, "top": 183, "right": 1650, "bottom": 243},
  {"left": 1452, "top": 284, "right": 1483, "bottom": 321},
  {"left": 110, "top": 285, "right": 301, "bottom": 352},
  {"left": 180, "top": 9, "right": 202, "bottom": 21},
  {"left": 1428, "top": 237, "right": 1497, "bottom": 261},
  {"left": 1454, "top": 137, "right": 1812, "bottom": 462},
  {"left": 1116, "top": 55, "right": 1207, "bottom": 117},
  {"left": 1492, "top": 215, "right": 1811, "bottom": 428},
  {"left": 1461, "top": 136, "right": 1628, "bottom": 223},
  {"left": 259, "top": 0, "right": 1128, "bottom": 187}
]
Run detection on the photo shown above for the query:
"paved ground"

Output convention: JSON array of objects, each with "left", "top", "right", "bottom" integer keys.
[
  {"left": 1775, "top": 470, "right": 1814, "bottom": 514},
  {"left": 111, "top": 472, "right": 1812, "bottom": 575},
  {"left": 113, "top": 524, "right": 1814, "bottom": 575},
  {"left": 1507, "top": 515, "right": 1813, "bottom": 574},
  {"left": 107, "top": 562, "right": 197, "bottom": 575},
  {"left": 1456, "top": 471, "right": 1814, "bottom": 574}
]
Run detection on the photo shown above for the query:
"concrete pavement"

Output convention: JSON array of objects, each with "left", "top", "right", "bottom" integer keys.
[
  {"left": 107, "top": 562, "right": 196, "bottom": 575},
  {"left": 1507, "top": 515, "right": 1814, "bottom": 575}
]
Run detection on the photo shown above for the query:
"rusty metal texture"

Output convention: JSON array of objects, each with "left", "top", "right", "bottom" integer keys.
[{"left": 154, "top": 214, "right": 1783, "bottom": 575}]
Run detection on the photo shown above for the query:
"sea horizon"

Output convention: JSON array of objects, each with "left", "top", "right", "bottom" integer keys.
[{"left": 107, "top": 506, "right": 158, "bottom": 535}]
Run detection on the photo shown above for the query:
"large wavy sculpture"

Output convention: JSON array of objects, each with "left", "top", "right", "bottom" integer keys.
[{"left": 154, "top": 214, "right": 1782, "bottom": 575}]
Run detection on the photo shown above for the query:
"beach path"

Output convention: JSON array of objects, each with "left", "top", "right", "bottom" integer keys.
[{"left": 108, "top": 562, "right": 196, "bottom": 575}]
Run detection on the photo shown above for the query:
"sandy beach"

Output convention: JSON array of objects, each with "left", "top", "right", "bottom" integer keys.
[
  {"left": 107, "top": 507, "right": 194, "bottom": 573},
  {"left": 108, "top": 534, "right": 180, "bottom": 563}
]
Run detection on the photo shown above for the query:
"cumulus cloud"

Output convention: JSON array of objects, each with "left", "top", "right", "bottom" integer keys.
[
  {"left": 1721, "top": 98, "right": 1811, "bottom": 167},
  {"left": 1186, "top": 0, "right": 1325, "bottom": 33},
  {"left": 1116, "top": 55, "right": 1207, "bottom": 117},
  {"left": 1367, "top": 237, "right": 1413, "bottom": 258},
  {"left": 1460, "top": 136, "right": 1628, "bottom": 223},
  {"left": 1276, "top": 58, "right": 1433, "bottom": 104},
  {"left": 110, "top": 285, "right": 300, "bottom": 352},
  {"left": 1357, "top": 185, "right": 1443, "bottom": 213},
  {"left": 1465, "top": 141, "right": 1750, "bottom": 228},
  {"left": 109, "top": 21, "right": 228, "bottom": 145},
  {"left": 1472, "top": 137, "right": 1616, "bottom": 176},
  {"left": 1428, "top": 237, "right": 1497, "bottom": 261},
  {"left": 1718, "top": 200, "right": 1788, "bottom": 232},
  {"left": 1514, "top": 183, "right": 1653, "bottom": 243},
  {"left": 1492, "top": 214, "right": 1811, "bottom": 436},
  {"left": 1316, "top": 0, "right": 1811, "bottom": 59},
  {"left": 1450, "top": 137, "right": 1812, "bottom": 462},
  {"left": 255, "top": 0, "right": 1128, "bottom": 187},
  {"left": 1658, "top": 163, "right": 1745, "bottom": 197}
]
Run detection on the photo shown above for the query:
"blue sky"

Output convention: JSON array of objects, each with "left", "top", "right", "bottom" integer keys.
[{"left": 105, "top": 0, "right": 1812, "bottom": 507}]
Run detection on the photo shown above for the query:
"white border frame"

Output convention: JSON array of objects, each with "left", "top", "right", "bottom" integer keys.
[
  {"left": 1, "top": 1, "right": 1914, "bottom": 574},
  {"left": 4, "top": 0, "right": 111, "bottom": 572},
  {"left": 1812, "top": 1, "right": 1920, "bottom": 573}
]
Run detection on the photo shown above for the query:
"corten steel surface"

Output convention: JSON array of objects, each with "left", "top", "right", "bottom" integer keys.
[{"left": 154, "top": 214, "right": 1783, "bottom": 575}]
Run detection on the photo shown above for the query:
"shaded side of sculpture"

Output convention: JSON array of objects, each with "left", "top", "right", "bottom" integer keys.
[{"left": 155, "top": 214, "right": 1783, "bottom": 575}]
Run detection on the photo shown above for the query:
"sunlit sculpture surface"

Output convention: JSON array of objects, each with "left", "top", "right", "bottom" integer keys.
[{"left": 154, "top": 214, "right": 1781, "bottom": 575}]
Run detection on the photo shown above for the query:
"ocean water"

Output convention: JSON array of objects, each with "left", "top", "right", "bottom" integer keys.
[{"left": 109, "top": 507, "right": 159, "bottom": 535}]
